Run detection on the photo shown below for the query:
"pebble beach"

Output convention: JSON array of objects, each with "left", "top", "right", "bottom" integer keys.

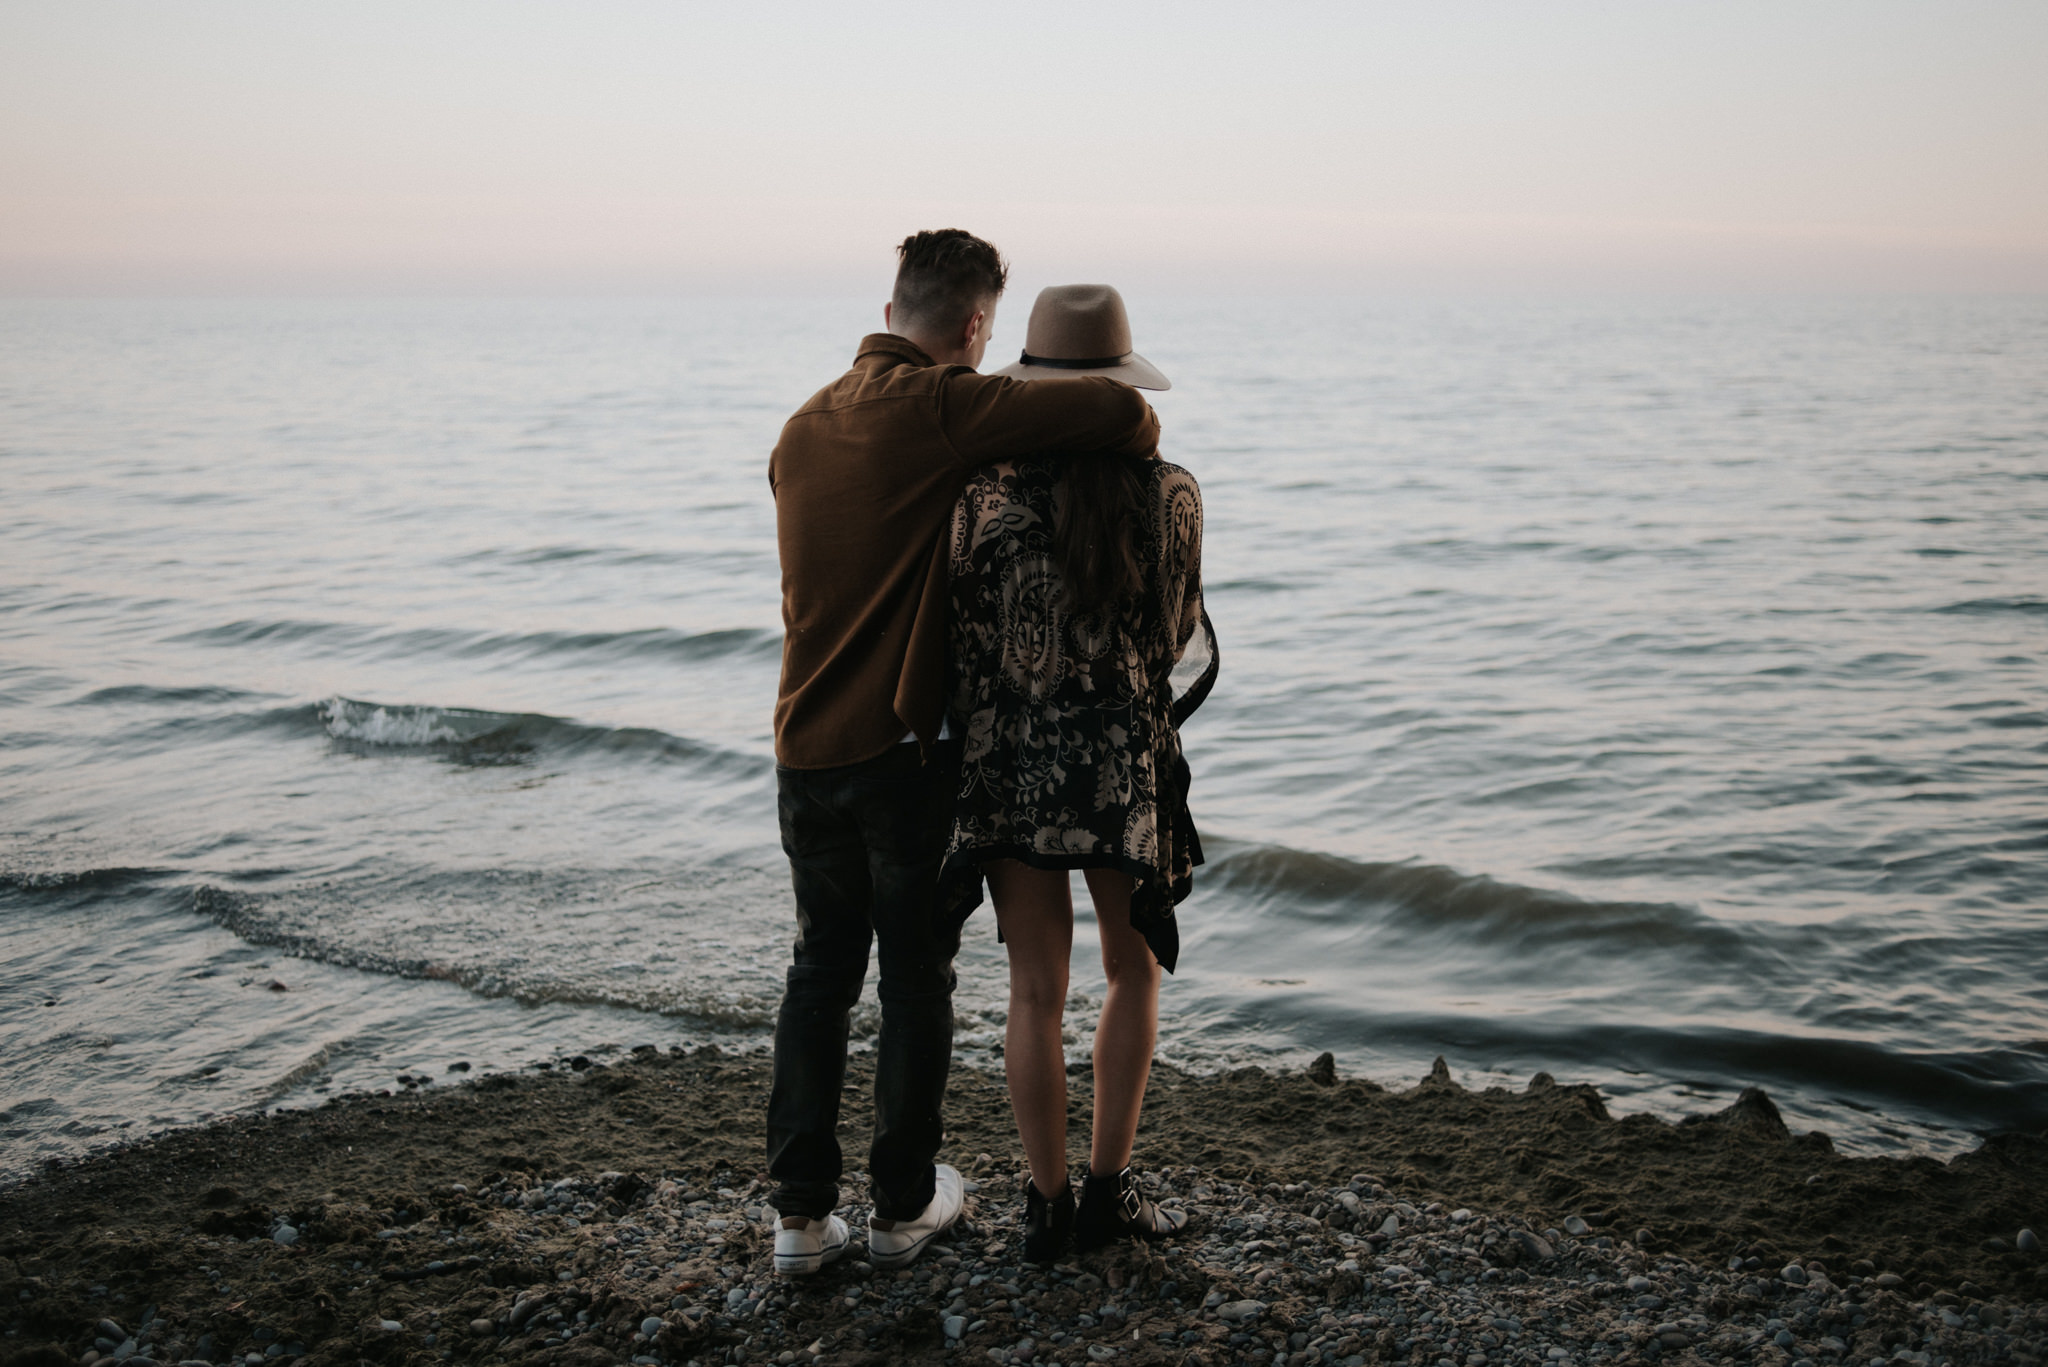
[{"left": 3, "top": 1048, "right": 2042, "bottom": 1367}]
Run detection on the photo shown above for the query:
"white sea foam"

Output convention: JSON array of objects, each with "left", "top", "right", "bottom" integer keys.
[{"left": 320, "top": 697, "right": 478, "bottom": 746}]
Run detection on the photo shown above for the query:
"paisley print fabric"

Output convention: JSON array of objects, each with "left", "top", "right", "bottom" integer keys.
[{"left": 940, "top": 458, "right": 1214, "bottom": 972}]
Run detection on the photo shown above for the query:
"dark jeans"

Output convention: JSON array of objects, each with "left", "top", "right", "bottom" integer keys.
[{"left": 767, "top": 739, "right": 961, "bottom": 1221}]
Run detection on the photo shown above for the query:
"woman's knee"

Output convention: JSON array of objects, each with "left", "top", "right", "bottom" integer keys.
[
  {"left": 1009, "top": 968, "right": 1069, "bottom": 1018},
  {"left": 1101, "top": 948, "right": 1161, "bottom": 994}
]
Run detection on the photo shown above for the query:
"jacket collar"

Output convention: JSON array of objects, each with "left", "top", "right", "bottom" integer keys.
[{"left": 855, "top": 332, "right": 938, "bottom": 368}]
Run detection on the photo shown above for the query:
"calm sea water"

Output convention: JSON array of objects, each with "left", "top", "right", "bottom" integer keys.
[{"left": 4, "top": 296, "right": 2045, "bottom": 1177}]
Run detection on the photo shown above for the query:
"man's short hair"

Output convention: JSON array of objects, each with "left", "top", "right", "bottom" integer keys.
[{"left": 892, "top": 229, "right": 1008, "bottom": 333}]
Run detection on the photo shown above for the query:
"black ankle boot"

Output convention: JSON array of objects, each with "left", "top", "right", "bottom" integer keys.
[
  {"left": 1074, "top": 1165, "right": 1189, "bottom": 1251},
  {"left": 1023, "top": 1177, "right": 1075, "bottom": 1264}
]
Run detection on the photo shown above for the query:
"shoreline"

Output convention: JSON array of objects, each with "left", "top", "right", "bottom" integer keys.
[{"left": 2, "top": 1048, "right": 2042, "bottom": 1366}]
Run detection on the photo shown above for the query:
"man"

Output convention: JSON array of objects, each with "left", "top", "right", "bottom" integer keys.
[{"left": 766, "top": 229, "right": 1161, "bottom": 1275}]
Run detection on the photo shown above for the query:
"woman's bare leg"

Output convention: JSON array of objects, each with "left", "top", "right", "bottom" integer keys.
[
  {"left": 1083, "top": 867, "right": 1160, "bottom": 1176},
  {"left": 987, "top": 859, "right": 1074, "bottom": 1199}
]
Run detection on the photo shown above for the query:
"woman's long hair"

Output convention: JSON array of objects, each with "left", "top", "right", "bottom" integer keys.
[{"left": 1056, "top": 456, "right": 1147, "bottom": 617}]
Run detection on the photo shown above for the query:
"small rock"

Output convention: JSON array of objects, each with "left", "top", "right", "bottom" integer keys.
[
  {"left": 377, "top": 1321, "right": 403, "bottom": 1334},
  {"left": 448, "top": 1061, "right": 471, "bottom": 1072},
  {"left": 1086, "top": 1347, "right": 1117, "bottom": 1363},
  {"left": 943, "top": 1316, "right": 967, "bottom": 1341},
  {"left": 1873, "top": 1272, "right": 1902, "bottom": 1288},
  {"left": 640, "top": 1317, "right": 663, "bottom": 1338},
  {"left": 1379, "top": 1214, "right": 1400, "bottom": 1238},
  {"left": 1626, "top": 1276, "right": 1653, "bottom": 1294},
  {"left": 271, "top": 1225, "right": 298, "bottom": 1246},
  {"left": 1510, "top": 1230, "right": 1554, "bottom": 1262},
  {"left": 1773, "top": 1329, "right": 1795, "bottom": 1348},
  {"left": 468, "top": 1320, "right": 493, "bottom": 1336},
  {"left": 1216, "top": 1300, "right": 1266, "bottom": 1324},
  {"left": 1451, "top": 1208, "right": 1473, "bottom": 1223},
  {"left": 98, "top": 1322, "right": 126, "bottom": 1343},
  {"left": 1780, "top": 1263, "right": 1808, "bottom": 1285},
  {"left": 1633, "top": 1227, "right": 1653, "bottom": 1247},
  {"left": 2017, "top": 1228, "right": 2039, "bottom": 1253},
  {"left": 1563, "top": 1216, "right": 1591, "bottom": 1237},
  {"left": 1307, "top": 1052, "right": 1337, "bottom": 1086}
]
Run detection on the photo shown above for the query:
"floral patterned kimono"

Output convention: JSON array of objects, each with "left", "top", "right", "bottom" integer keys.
[{"left": 939, "top": 457, "right": 1217, "bottom": 971}]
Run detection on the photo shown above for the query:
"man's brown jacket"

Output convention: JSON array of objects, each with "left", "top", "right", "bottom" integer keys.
[{"left": 769, "top": 333, "right": 1160, "bottom": 769}]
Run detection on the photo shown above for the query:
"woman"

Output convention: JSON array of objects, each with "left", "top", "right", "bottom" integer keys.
[{"left": 941, "top": 284, "right": 1217, "bottom": 1262}]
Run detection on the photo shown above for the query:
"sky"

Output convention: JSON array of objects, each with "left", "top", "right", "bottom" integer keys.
[{"left": 2, "top": 1, "right": 2045, "bottom": 295}]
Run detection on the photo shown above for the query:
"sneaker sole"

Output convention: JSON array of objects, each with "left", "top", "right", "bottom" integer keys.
[
  {"left": 775, "top": 1241, "right": 850, "bottom": 1276},
  {"left": 867, "top": 1223, "right": 950, "bottom": 1269}
]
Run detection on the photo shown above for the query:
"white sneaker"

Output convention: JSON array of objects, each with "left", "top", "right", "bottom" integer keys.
[
  {"left": 867, "top": 1163, "right": 963, "bottom": 1269},
  {"left": 773, "top": 1212, "right": 851, "bottom": 1276}
]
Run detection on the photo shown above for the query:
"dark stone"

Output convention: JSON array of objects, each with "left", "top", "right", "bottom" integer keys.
[
  {"left": 1307, "top": 1053, "right": 1337, "bottom": 1087},
  {"left": 1712, "top": 1087, "right": 1792, "bottom": 1142}
]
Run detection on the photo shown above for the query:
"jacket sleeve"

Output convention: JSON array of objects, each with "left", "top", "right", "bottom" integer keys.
[{"left": 935, "top": 370, "right": 1159, "bottom": 465}]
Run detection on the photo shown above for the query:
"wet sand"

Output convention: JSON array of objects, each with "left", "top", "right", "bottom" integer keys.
[{"left": 2, "top": 1048, "right": 2043, "bottom": 1366}]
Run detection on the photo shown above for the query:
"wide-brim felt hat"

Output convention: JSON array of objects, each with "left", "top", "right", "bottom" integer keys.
[{"left": 991, "top": 284, "right": 1170, "bottom": 390}]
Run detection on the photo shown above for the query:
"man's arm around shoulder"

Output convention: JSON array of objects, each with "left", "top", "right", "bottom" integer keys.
[{"left": 937, "top": 370, "right": 1159, "bottom": 465}]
